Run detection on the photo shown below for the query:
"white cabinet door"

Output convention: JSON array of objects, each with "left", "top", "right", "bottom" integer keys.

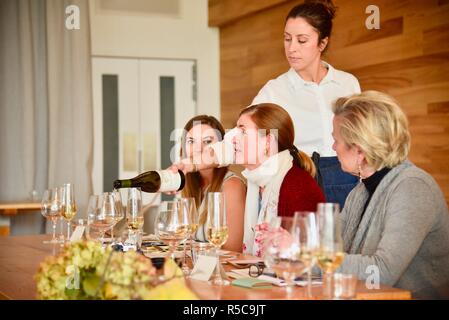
[{"left": 92, "top": 57, "right": 197, "bottom": 205}]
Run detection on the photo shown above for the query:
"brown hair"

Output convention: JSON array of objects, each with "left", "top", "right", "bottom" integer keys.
[
  {"left": 239, "top": 103, "right": 316, "bottom": 177},
  {"left": 286, "top": 0, "right": 337, "bottom": 52},
  {"left": 181, "top": 115, "right": 228, "bottom": 225}
]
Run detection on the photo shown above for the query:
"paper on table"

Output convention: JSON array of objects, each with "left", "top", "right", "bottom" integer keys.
[
  {"left": 190, "top": 255, "right": 218, "bottom": 282},
  {"left": 229, "top": 268, "right": 286, "bottom": 287},
  {"left": 70, "top": 226, "right": 85, "bottom": 242},
  {"left": 228, "top": 268, "right": 322, "bottom": 287}
]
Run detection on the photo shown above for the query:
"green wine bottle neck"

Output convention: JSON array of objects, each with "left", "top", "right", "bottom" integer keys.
[{"left": 113, "top": 179, "right": 132, "bottom": 189}]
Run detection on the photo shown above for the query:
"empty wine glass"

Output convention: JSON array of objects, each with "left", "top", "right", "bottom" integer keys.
[
  {"left": 61, "top": 183, "right": 77, "bottom": 242},
  {"left": 155, "top": 200, "right": 190, "bottom": 262},
  {"left": 206, "top": 192, "right": 229, "bottom": 286},
  {"left": 316, "top": 203, "right": 344, "bottom": 299},
  {"left": 41, "top": 188, "right": 63, "bottom": 244},
  {"left": 263, "top": 216, "right": 308, "bottom": 297},
  {"left": 293, "top": 211, "right": 319, "bottom": 299}
]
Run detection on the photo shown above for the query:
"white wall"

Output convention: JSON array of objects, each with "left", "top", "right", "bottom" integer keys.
[{"left": 89, "top": 0, "right": 220, "bottom": 119}]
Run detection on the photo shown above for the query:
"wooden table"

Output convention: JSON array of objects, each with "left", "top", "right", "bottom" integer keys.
[
  {"left": 0, "top": 202, "right": 41, "bottom": 236},
  {"left": 0, "top": 235, "right": 412, "bottom": 300}
]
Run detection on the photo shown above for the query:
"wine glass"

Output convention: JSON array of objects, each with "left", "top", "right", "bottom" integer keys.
[
  {"left": 206, "top": 192, "right": 229, "bottom": 286},
  {"left": 86, "top": 195, "right": 100, "bottom": 241},
  {"left": 61, "top": 183, "right": 77, "bottom": 242},
  {"left": 179, "top": 197, "right": 198, "bottom": 275},
  {"left": 263, "top": 216, "right": 308, "bottom": 297},
  {"left": 155, "top": 200, "right": 190, "bottom": 262},
  {"left": 316, "top": 203, "right": 344, "bottom": 299},
  {"left": 107, "top": 190, "right": 124, "bottom": 244},
  {"left": 293, "top": 211, "right": 319, "bottom": 299},
  {"left": 126, "top": 188, "right": 143, "bottom": 231},
  {"left": 87, "top": 194, "right": 119, "bottom": 243},
  {"left": 41, "top": 188, "right": 62, "bottom": 244}
]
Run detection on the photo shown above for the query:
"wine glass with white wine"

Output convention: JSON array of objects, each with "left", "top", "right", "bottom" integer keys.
[
  {"left": 206, "top": 192, "right": 229, "bottom": 286},
  {"left": 179, "top": 197, "right": 198, "bottom": 275},
  {"left": 263, "top": 216, "right": 308, "bottom": 297},
  {"left": 155, "top": 200, "right": 190, "bottom": 262},
  {"left": 61, "top": 183, "right": 77, "bottom": 242},
  {"left": 293, "top": 211, "right": 320, "bottom": 299},
  {"left": 316, "top": 203, "right": 344, "bottom": 299},
  {"left": 126, "top": 187, "right": 143, "bottom": 231},
  {"left": 87, "top": 194, "right": 120, "bottom": 243},
  {"left": 41, "top": 188, "right": 63, "bottom": 244}
]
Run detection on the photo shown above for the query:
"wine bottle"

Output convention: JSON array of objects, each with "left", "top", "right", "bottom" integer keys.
[{"left": 113, "top": 169, "right": 185, "bottom": 193}]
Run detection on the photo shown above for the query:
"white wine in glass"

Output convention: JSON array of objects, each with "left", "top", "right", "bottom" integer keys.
[
  {"left": 207, "top": 226, "right": 228, "bottom": 247},
  {"left": 87, "top": 194, "right": 120, "bottom": 243},
  {"left": 125, "top": 188, "right": 144, "bottom": 231},
  {"left": 293, "top": 211, "right": 319, "bottom": 299},
  {"left": 61, "top": 183, "right": 77, "bottom": 241},
  {"left": 264, "top": 217, "right": 308, "bottom": 296},
  {"left": 41, "top": 188, "right": 63, "bottom": 244},
  {"left": 316, "top": 203, "right": 344, "bottom": 299},
  {"left": 179, "top": 197, "right": 197, "bottom": 275},
  {"left": 207, "top": 192, "right": 229, "bottom": 286},
  {"left": 155, "top": 200, "right": 190, "bottom": 262}
]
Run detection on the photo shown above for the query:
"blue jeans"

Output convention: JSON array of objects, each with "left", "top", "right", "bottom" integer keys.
[{"left": 318, "top": 156, "right": 358, "bottom": 209}]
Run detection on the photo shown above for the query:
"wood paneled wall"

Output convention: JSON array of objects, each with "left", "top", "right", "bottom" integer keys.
[{"left": 209, "top": 0, "right": 449, "bottom": 203}]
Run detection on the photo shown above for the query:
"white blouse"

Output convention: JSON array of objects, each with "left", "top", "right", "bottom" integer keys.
[{"left": 252, "top": 61, "right": 361, "bottom": 157}]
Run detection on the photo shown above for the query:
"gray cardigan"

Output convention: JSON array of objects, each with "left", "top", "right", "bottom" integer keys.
[{"left": 340, "top": 160, "right": 449, "bottom": 299}]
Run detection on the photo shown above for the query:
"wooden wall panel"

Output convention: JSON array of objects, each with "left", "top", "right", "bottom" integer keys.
[{"left": 212, "top": 0, "right": 449, "bottom": 203}]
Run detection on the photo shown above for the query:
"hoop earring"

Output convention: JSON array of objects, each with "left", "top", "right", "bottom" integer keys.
[{"left": 358, "top": 163, "right": 362, "bottom": 183}]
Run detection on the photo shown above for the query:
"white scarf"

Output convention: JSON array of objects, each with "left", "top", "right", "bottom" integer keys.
[{"left": 241, "top": 150, "right": 293, "bottom": 255}]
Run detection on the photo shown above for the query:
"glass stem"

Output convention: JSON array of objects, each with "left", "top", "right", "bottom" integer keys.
[
  {"left": 286, "top": 282, "right": 294, "bottom": 299},
  {"left": 168, "top": 243, "right": 176, "bottom": 262},
  {"left": 182, "top": 239, "right": 188, "bottom": 269},
  {"left": 323, "top": 272, "right": 333, "bottom": 299},
  {"left": 307, "top": 267, "right": 313, "bottom": 299},
  {"left": 67, "top": 221, "right": 71, "bottom": 240},
  {"left": 59, "top": 218, "right": 64, "bottom": 241},
  {"left": 214, "top": 246, "right": 221, "bottom": 280},
  {"left": 52, "top": 220, "right": 57, "bottom": 242}
]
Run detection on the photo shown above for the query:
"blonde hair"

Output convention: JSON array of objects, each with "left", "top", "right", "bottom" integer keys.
[
  {"left": 332, "top": 91, "right": 411, "bottom": 170},
  {"left": 240, "top": 103, "right": 316, "bottom": 177}
]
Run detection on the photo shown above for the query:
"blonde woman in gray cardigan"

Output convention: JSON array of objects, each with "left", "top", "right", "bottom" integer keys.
[{"left": 331, "top": 91, "right": 449, "bottom": 299}]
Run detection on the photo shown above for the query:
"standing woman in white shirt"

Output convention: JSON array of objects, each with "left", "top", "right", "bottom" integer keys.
[{"left": 252, "top": 0, "right": 361, "bottom": 208}]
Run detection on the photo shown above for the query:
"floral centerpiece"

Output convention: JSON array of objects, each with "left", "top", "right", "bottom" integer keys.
[{"left": 35, "top": 241, "right": 197, "bottom": 300}]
